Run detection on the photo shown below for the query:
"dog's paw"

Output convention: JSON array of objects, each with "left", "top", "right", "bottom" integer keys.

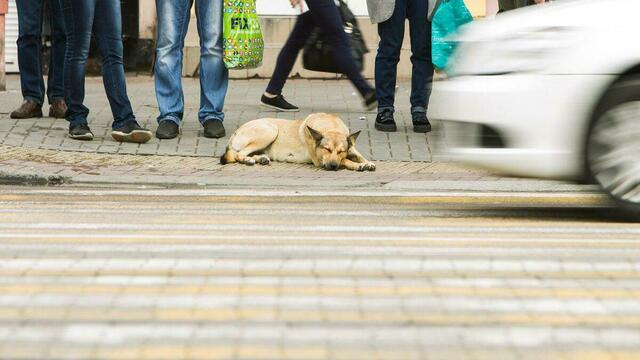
[
  {"left": 357, "top": 162, "right": 376, "bottom": 172},
  {"left": 243, "top": 158, "right": 256, "bottom": 166},
  {"left": 256, "top": 155, "right": 271, "bottom": 165},
  {"left": 364, "top": 162, "right": 376, "bottom": 172}
]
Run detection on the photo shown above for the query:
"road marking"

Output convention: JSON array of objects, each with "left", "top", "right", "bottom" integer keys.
[
  {"left": 0, "top": 284, "right": 638, "bottom": 299},
  {"left": 0, "top": 190, "right": 610, "bottom": 207},
  {"left": 1, "top": 269, "right": 639, "bottom": 280},
  {"left": 1, "top": 307, "right": 639, "bottom": 327},
  {"left": 0, "top": 222, "right": 637, "bottom": 234}
]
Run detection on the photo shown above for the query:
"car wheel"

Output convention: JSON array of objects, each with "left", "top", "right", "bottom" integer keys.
[{"left": 587, "top": 76, "right": 640, "bottom": 217}]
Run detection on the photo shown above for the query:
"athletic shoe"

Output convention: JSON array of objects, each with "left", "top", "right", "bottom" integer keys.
[
  {"left": 111, "top": 121, "right": 152, "bottom": 143},
  {"left": 374, "top": 110, "right": 397, "bottom": 132},
  {"left": 68, "top": 123, "right": 94, "bottom": 141},
  {"left": 261, "top": 94, "right": 299, "bottom": 112}
]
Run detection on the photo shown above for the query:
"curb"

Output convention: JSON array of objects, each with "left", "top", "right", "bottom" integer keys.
[
  {"left": 0, "top": 144, "right": 601, "bottom": 196},
  {"left": 0, "top": 171, "right": 70, "bottom": 186}
]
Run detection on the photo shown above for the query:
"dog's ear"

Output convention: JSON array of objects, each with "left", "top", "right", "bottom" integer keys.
[
  {"left": 307, "top": 126, "right": 323, "bottom": 145},
  {"left": 347, "top": 131, "right": 361, "bottom": 148}
]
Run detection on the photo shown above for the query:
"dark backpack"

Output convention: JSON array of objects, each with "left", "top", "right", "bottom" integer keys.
[{"left": 302, "top": 0, "right": 369, "bottom": 74}]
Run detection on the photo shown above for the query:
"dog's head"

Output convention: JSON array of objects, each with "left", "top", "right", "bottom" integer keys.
[{"left": 307, "top": 126, "right": 360, "bottom": 171}]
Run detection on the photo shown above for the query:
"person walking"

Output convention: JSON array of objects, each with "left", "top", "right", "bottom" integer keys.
[
  {"left": 367, "top": 0, "right": 433, "bottom": 133},
  {"left": 11, "top": 0, "right": 67, "bottom": 120},
  {"left": 260, "top": 0, "right": 377, "bottom": 112},
  {"left": 60, "top": 0, "right": 151, "bottom": 142},
  {"left": 154, "top": 0, "right": 228, "bottom": 140}
]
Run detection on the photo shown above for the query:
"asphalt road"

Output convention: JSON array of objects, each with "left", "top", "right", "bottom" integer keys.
[{"left": 0, "top": 186, "right": 639, "bottom": 360}]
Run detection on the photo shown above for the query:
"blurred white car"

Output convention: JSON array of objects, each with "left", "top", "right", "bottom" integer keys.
[{"left": 429, "top": 0, "right": 640, "bottom": 214}]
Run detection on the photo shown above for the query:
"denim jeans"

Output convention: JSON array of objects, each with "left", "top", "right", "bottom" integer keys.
[
  {"left": 155, "top": 0, "right": 228, "bottom": 125},
  {"left": 266, "top": 0, "right": 374, "bottom": 97},
  {"left": 16, "top": 0, "right": 66, "bottom": 105},
  {"left": 375, "top": 0, "right": 433, "bottom": 114},
  {"left": 60, "top": 0, "right": 135, "bottom": 129}
]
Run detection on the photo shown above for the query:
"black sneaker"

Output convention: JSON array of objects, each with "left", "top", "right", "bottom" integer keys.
[
  {"left": 412, "top": 112, "right": 432, "bottom": 133},
  {"left": 68, "top": 123, "right": 94, "bottom": 141},
  {"left": 375, "top": 110, "right": 397, "bottom": 132},
  {"left": 112, "top": 121, "right": 152, "bottom": 143},
  {"left": 363, "top": 91, "right": 378, "bottom": 111},
  {"left": 203, "top": 119, "right": 226, "bottom": 138},
  {"left": 261, "top": 94, "right": 299, "bottom": 112},
  {"left": 156, "top": 120, "right": 180, "bottom": 140}
]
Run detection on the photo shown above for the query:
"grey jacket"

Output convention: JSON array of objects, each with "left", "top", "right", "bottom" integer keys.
[{"left": 366, "top": 0, "right": 441, "bottom": 24}]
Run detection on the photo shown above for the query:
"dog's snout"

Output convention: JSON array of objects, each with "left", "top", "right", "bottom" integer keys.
[{"left": 325, "top": 163, "right": 339, "bottom": 171}]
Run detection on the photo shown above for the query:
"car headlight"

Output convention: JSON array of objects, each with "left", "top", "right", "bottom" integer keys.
[{"left": 448, "top": 26, "right": 578, "bottom": 76}]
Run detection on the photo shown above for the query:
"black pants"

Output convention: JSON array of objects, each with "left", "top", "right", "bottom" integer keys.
[
  {"left": 376, "top": 0, "right": 433, "bottom": 114},
  {"left": 265, "top": 0, "right": 373, "bottom": 97}
]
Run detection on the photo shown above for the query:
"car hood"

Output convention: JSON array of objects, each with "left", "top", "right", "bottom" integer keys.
[{"left": 458, "top": 0, "right": 639, "bottom": 40}]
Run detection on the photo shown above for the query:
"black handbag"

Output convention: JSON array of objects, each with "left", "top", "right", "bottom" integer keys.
[{"left": 302, "top": 0, "right": 369, "bottom": 74}]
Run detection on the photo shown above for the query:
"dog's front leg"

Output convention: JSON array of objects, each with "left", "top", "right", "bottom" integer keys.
[
  {"left": 348, "top": 149, "right": 376, "bottom": 170},
  {"left": 341, "top": 159, "right": 376, "bottom": 172},
  {"left": 347, "top": 148, "right": 368, "bottom": 163},
  {"left": 346, "top": 149, "right": 376, "bottom": 171}
]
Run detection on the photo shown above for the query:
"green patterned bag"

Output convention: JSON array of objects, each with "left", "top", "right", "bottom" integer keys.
[{"left": 223, "top": 0, "right": 264, "bottom": 69}]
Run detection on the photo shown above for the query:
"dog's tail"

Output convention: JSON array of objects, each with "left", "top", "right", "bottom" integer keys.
[{"left": 220, "top": 147, "right": 236, "bottom": 165}]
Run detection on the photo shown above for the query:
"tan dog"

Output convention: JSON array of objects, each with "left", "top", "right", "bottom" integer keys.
[{"left": 220, "top": 113, "right": 376, "bottom": 171}]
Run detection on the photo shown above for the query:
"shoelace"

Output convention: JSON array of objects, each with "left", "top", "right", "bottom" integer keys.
[{"left": 379, "top": 112, "right": 394, "bottom": 123}]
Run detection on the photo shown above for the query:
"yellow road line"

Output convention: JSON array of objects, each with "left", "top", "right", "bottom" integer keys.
[{"left": 0, "top": 193, "right": 610, "bottom": 207}]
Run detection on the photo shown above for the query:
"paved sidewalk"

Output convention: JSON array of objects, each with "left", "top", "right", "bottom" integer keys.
[
  {"left": 0, "top": 76, "right": 433, "bottom": 162},
  {"left": 0, "top": 75, "right": 600, "bottom": 196}
]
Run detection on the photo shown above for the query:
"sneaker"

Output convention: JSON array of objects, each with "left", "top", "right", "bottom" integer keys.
[
  {"left": 111, "top": 121, "right": 152, "bottom": 143},
  {"left": 156, "top": 120, "right": 180, "bottom": 140},
  {"left": 363, "top": 91, "right": 378, "bottom": 111},
  {"left": 68, "top": 123, "right": 94, "bottom": 141},
  {"left": 10, "top": 100, "right": 43, "bottom": 119},
  {"left": 374, "top": 110, "right": 397, "bottom": 132},
  {"left": 261, "top": 93, "right": 299, "bottom": 112},
  {"left": 48, "top": 99, "right": 68, "bottom": 119},
  {"left": 203, "top": 119, "right": 226, "bottom": 138},
  {"left": 412, "top": 112, "right": 432, "bottom": 133}
]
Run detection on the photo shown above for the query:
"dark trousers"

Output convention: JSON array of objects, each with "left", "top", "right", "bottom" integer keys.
[
  {"left": 266, "top": 0, "right": 373, "bottom": 97},
  {"left": 376, "top": 0, "right": 433, "bottom": 114},
  {"left": 16, "top": 0, "right": 66, "bottom": 105},
  {"left": 60, "top": 0, "right": 135, "bottom": 128},
  {"left": 498, "top": 0, "right": 530, "bottom": 11}
]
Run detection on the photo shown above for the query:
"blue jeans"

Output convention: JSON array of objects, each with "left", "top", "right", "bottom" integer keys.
[
  {"left": 60, "top": 0, "right": 135, "bottom": 128},
  {"left": 16, "top": 0, "right": 66, "bottom": 105},
  {"left": 375, "top": 0, "right": 433, "bottom": 114},
  {"left": 155, "top": 0, "right": 228, "bottom": 125}
]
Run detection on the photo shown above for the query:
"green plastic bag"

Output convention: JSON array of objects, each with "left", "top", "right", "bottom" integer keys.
[
  {"left": 432, "top": 0, "right": 473, "bottom": 70},
  {"left": 223, "top": 0, "right": 264, "bottom": 69}
]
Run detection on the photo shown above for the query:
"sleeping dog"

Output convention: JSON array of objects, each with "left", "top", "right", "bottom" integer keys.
[{"left": 220, "top": 113, "right": 376, "bottom": 171}]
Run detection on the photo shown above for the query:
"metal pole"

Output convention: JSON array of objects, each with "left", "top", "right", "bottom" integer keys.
[{"left": 0, "top": 0, "right": 7, "bottom": 91}]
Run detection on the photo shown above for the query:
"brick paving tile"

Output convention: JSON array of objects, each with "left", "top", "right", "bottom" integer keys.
[{"left": 1, "top": 76, "right": 432, "bottom": 161}]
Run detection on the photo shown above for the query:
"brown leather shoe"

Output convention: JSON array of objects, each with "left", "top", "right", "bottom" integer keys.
[
  {"left": 48, "top": 99, "right": 68, "bottom": 119},
  {"left": 10, "top": 100, "right": 43, "bottom": 119}
]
